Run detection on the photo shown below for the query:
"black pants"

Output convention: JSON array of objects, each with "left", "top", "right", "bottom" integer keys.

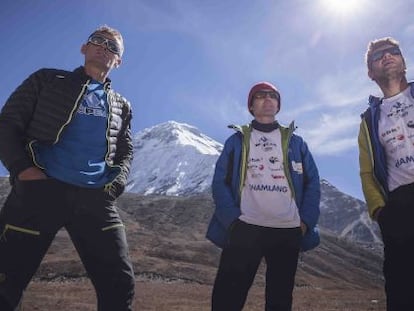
[
  {"left": 0, "top": 178, "right": 135, "bottom": 311},
  {"left": 378, "top": 183, "right": 414, "bottom": 311},
  {"left": 212, "top": 221, "right": 301, "bottom": 311}
]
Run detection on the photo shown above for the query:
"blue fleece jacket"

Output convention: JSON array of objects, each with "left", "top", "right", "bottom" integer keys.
[{"left": 206, "top": 122, "right": 321, "bottom": 251}]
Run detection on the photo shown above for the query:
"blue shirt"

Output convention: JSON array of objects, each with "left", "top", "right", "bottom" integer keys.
[{"left": 33, "top": 80, "right": 118, "bottom": 187}]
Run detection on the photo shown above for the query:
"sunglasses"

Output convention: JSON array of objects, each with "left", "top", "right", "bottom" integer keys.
[
  {"left": 253, "top": 91, "right": 279, "bottom": 100},
  {"left": 87, "top": 34, "right": 121, "bottom": 55},
  {"left": 370, "top": 46, "right": 401, "bottom": 63}
]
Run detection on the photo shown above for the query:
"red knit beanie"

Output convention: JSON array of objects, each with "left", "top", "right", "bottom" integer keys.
[{"left": 247, "top": 81, "right": 281, "bottom": 115}]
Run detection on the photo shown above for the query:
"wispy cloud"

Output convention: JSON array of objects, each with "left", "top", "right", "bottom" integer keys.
[
  {"left": 299, "top": 112, "right": 360, "bottom": 155},
  {"left": 284, "top": 64, "right": 380, "bottom": 156}
]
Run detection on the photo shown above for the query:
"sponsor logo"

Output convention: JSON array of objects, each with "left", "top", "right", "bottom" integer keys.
[
  {"left": 249, "top": 157, "right": 262, "bottom": 163},
  {"left": 395, "top": 155, "right": 414, "bottom": 168},
  {"left": 385, "top": 134, "right": 406, "bottom": 145},
  {"left": 248, "top": 184, "right": 288, "bottom": 192},
  {"left": 291, "top": 161, "right": 303, "bottom": 174},
  {"left": 385, "top": 136, "right": 396, "bottom": 144},
  {"left": 387, "top": 101, "right": 413, "bottom": 119},
  {"left": 79, "top": 92, "right": 107, "bottom": 117},
  {"left": 268, "top": 156, "right": 280, "bottom": 164},
  {"left": 254, "top": 136, "right": 277, "bottom": 152},
  {"left": 247, "top": 164, "right": 264, "bottom": 172},
  {"left": 270, "top": 165, "right": 284, "bottom": 172},
  {"left": 381, "top": 127, "right": 398, "bottom": 138},
  {"left": 397, "top": 134, "right": 405, "bottom": 141},
  {"left": 251, "top": 173, "right": 263, "bottom": 179},
  {"left": 389, "top": 143, "right": 406, "bottom": 154}
]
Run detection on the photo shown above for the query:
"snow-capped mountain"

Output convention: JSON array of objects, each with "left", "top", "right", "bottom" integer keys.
[
  {"left": 126, "top": 121, "right": 223, "bottom": 195},
  {"left": 319, "top": 179, "right": 381, "bottom": 244},
  {"left": 127, "top": 121, "right": 381, "bottom": 244}
]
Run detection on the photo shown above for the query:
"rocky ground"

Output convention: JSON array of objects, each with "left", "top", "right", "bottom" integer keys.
[
  {"left": 0, "top": 181, "right": 386, "bottom": 310},
  {"left": 22, "top": 277, "right": 385, "bottom": 310}
]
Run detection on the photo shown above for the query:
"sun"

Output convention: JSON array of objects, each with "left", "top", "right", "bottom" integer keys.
[{"left": 320, "top": 0, "right": 363, "bottom": 16}]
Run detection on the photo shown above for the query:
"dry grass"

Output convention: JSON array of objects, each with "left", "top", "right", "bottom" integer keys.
[
  {"left": 21, "top": 277, "right": 386, "bottom": 311},
  {"left": 0, "top": 188, "right": 386, "bottom": 311}
]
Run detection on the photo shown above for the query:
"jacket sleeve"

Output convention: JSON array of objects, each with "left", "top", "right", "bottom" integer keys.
[
  {"left": 358, "top": 120, "right": 385, "bottom": 218},
  {"left": 0, "top": 70, "right": 47, "bottom": 178},
  {"left": 111, "top": 102, "right": 133, "bottom": 198},
  {"left": 211, "top": 135, "right": 241, "bottom": 230},
  {"left": 298, "top": 139, "right": 320, "bottom": 230}
]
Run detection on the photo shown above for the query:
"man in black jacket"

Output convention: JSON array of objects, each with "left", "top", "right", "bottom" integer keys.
[{"left": 0, "top": 25, "right": 135, "bottom": 310}]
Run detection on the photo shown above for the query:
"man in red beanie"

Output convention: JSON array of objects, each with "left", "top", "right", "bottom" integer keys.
[
  {"left": 206, "top": 81, "right": 320, "bottom": 310},
  {"left": 247, "top": 81, "right": 282, "bottom": 114}
]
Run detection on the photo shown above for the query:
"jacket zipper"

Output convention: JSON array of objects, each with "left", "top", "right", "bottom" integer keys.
[{"left": 53, "top": 80, "right": 90, "bottom": 144}]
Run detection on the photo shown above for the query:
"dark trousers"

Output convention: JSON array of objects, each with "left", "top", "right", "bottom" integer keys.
[
  {"left": 378, "top": 183, "right": 414, "bottom": 311},
  {"left": 0, "top": 178, "right": 135, "bottom": 311},
  {"left": 212, "top": 221, "right": 301, "bottom": 311}
]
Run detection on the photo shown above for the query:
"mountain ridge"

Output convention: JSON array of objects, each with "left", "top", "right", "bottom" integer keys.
[
  {"left": 0, "top": 121, "right": 381, "bottom": 244},
  {"left": 127, "top": 121, "right": 221, "bottom": 195},
  {"left": 126, "top": 121, "right": 381, "bottom": 245}
]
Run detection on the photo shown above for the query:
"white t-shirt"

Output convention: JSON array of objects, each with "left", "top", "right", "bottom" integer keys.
[
  {"left": 239, "top": 129, "right": 300, "bottom": 228},
  {"left": 379, "top": 86, "right": 414, "bottom": 191}
]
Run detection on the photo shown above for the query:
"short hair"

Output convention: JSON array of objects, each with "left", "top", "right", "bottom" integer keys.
[
  {"left": 88, "top": 25, "right": 124, "bottom": 56},
  {"left": 365, "top": 37, "right": 401, "bottom": 69}
]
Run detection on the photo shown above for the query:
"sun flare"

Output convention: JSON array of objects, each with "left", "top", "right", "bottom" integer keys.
[{"left": 320, "top": 0, "right": 363, "bottom": 16}]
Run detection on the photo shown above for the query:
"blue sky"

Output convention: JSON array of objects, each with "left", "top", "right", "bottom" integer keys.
[{"left": 1, "top": 0, "right": 414, "bottom": 199}]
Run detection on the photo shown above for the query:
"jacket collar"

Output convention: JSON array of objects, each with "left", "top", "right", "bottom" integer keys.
[
  {"left": 251, "top": 119, "right": 279, "bottom": 132},
  {"left": 73, "top": 66, "right": 112, "bottom": 90},
  {"left": 368, "top": 81, "right": 414, "bottom": 108},
  {"left": 228, "top": 120, "right": 296, "bottom": 135}
]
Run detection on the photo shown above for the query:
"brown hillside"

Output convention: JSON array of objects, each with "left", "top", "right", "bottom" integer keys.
[{"left": 0, "top": 181, "right": 386, "bottom": 310}]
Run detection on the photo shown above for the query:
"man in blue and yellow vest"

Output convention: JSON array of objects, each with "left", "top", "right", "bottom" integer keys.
[{"left": 359, "top": 37, "right": 414, "bottom": 310}]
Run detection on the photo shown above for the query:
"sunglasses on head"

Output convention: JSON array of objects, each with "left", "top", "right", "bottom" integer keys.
[
  {"left": 87, "top": 34, "right": 121, "bottom": 55},
  {"left": 370, "top": 46, "right": 401, "bottom": 63},
  {"left": 253, "top": 91, "right": 279, "bottom": 100}
]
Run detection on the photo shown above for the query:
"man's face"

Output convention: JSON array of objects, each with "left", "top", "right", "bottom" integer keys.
[
  {"left": 250, "top": 90, "right": 280, "bottom": 119},
  {"left": 368, "top": 44, "right": 405, "bottom": 81},
  {"left": 81, "top": 32, "right": 122, "bottom": 71}
]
